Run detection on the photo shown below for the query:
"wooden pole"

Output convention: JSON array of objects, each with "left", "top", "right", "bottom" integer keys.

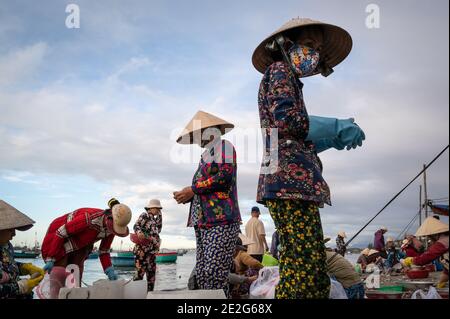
[
  {"left": 419, "top": 185, "right": 422, "bottom": 226},
  {"left": 423, "top": 164, "right": 429, "bottom": 218}
]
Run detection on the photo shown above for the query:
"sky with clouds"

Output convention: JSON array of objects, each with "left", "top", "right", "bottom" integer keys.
[{"left": 1, "top": 0, "right": 448, "bottom": 250}]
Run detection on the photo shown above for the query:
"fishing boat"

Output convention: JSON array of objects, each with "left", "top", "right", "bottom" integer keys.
[
  {"left": 88, "top": 251, "right": 99, "bottom": 259},
  {"left": 13, "top": 250, "right": 40, "bottom": 259},
  {"left": 112, "top": 250, "right": 177, "bottom": 268},
  {"left": 156, "top": 252, "right": 177, "bottom": 263}
]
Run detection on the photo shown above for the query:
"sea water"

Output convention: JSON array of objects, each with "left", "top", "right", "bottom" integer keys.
[
  {"left": 19, "top": 252, "right": 359, "bottom": 298},
  {"left": 18, "top": 252, "right": 196, "bottom": 298}
]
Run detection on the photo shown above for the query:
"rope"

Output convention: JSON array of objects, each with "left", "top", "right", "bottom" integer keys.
[
  {"left": 327, "top": 144, "right": 449, "bottom": 265},
  {"left": 344, "top": 144, "right": 449, "bottom": 248},
  {"left": 395, "top": 209, "right": 421, "bottom": 241}
]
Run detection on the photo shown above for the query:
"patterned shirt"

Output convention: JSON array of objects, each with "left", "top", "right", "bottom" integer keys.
[
  {"left": 256, "top": 61, "right": 331, "bottom": 206},
  {"left": 336, "top": 236, "right": 347, "bottom": 256},
  {"left": 188, "top": 138, "right": 241, "bottom": 228},
  {"left": 0, "top": 243, "right": 24, "bottom": 299},
  {"left": 133, "top": 212, "right": 162, "bottom": 254}
]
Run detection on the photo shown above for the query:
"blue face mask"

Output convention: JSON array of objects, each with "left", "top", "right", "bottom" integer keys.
[{"left": 288, "top": 44, "right": 320, "bottom": 78}]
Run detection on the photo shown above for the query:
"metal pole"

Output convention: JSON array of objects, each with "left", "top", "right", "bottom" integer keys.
[{"left": 423, "top": 164, "right": 429, "bottom": 218}]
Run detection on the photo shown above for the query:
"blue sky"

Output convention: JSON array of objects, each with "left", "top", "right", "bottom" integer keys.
[{"left": 1, "top": 0, "right": 449, "bottom": 250}]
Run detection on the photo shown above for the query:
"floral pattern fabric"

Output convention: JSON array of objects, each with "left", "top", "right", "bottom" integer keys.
[
  {"left": 0, "top": 243, "right": 27, "bottom": 299},
  {"left": 133, "top": 212, "right": 162, "bottom": 254},
  {"left": 133, "top": 212, "right": 162, "bottom": 292},
  {"left": 189, "top": 139, "right": 241, "bottom": 229},
  {"left": 257, "top": 61, "right": 331, "bottom": 206},
  {"left": 134, "top": 252, "right": 157, "bottom": 292},
  {"left": 195, "top": 223, "right": 240, "bottom": 297},
  {"left": 336, "top": 236, "right": 347, "bottom": 256},
  {"left": 267, "top": 199, "right": 330, "bottom": 299},
  {"left": 288, "top": 44, "right": 321, "bottom": 78}
]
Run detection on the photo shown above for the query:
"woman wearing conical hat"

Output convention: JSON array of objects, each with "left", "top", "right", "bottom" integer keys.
[
  {"left": 253, "top": 18, "right": 366, "bottom": 299},
  {"left": 1, "top": 200, "right": 45, "bottom": 299},
  {"left": 173, "top": 110, "right": 241, "bottom": 296},
  {"left": 401, "top": 217, "right": 449, "bottom": 288}
]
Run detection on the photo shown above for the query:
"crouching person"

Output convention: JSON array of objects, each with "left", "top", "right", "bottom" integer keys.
[
  {"left": 1, "top": 200, "right": 45, "bottom": 299},
  {"left": 325, "top": 240, "right": 365, "bottom": 299},
  {"left": 230, "top": 234, "right": 263, "bottom": 298},
  {"left": 41, "top": 198, "right": 132, "bottom": 283}
]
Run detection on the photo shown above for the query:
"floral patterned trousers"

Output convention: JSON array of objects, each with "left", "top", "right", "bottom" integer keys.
[
  {"left": 195, "top": 223, "right": 240, "bottom": 297},
  {"left": 134, "top": 246, "right": 157, "bottom": 292},
  {"left": 266, "top": 200, "right": 330, "bottom": 299}
]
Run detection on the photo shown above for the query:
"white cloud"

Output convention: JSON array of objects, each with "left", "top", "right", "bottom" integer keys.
[{"left": 0, "top": 42, "right": 47, "bottom": 86}]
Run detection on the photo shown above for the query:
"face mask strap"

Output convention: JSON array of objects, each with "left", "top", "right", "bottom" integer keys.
[
  {"left": 264, "top": 35, "right": 304, "bottom": 92},
  {"left": 318, "top": 59, "right": 334, "bottom": 77}
]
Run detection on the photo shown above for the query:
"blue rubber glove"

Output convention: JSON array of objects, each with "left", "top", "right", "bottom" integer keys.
[
  {"left": 307, "top": 116, "right": 365, "bottom": 152},
  {"left": 336, "top": 118, "right": 366, "bottom": 150},
  {"left": 104, "top": 266, "right": 118, "bottom": 281},
  {"left": 43, "top": 261, "right": 54, "bottom": 274}
]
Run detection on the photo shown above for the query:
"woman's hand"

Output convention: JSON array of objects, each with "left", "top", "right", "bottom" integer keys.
[
  {"left": 246, "top": 276, "right": 258, "bottom": 284},
  {"left": 173, "top": 187, "right": 195, "bottom": 204},
  {"left": 137, "top": 231, "right": 146, "bottom": 240}
]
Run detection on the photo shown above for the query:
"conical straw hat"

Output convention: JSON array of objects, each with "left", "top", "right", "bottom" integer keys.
[
  {"left": 415, "top": 217, "right": 449, "bottom": 237},
  {"left": 0, "top": 200, "right": 35, "bottom": 231},
  {"left": 252, "top": 17, "right": 353, "bottom": 74},
  {"left": 368, "top": 249, "right": 379, "bottom": 256},
  {"left": 176, "top": 110, "right": 234, "bottom": 144}
]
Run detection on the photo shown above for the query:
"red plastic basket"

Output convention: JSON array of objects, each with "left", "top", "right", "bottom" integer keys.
[{"left": 406, "top": 269, "right": 429, "bottom": 279}]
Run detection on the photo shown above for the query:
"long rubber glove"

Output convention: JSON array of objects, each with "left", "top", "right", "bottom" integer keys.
[
  {"left": 17, "top": 274, "right": 45, "bottom": 295},
  {"left": 19, "top": 263, "right": 45, "bottom": 277},
  {"left": 105, "top": 266, "right": 118, "bottom": 280},
  {"left": 307, "top": 116, "right": 365, "bottom": 152},
  {"left": 400, "top": 257, "right": 414, "bottom": 267}
]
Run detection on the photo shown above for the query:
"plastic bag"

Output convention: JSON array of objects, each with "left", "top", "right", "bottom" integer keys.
[
  {"left": 249, "top": 267, "right": 279, "bottom": 299},
  {"left": 329, "top": 277, "right": 348, "bottom": 299},
  {"left": 411, "top": 287, "right": 442, "bottom": 299}
]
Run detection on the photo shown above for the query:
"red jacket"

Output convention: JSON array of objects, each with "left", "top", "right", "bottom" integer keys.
[
  {"left": 413, "top": 240, "right": 449, "bottom": 275},
  {"left": 41, "top": 208, "right": 115, "bottom": 271},
  {"left": 402, "top": 245, "right": 420, "bottom": 258}
]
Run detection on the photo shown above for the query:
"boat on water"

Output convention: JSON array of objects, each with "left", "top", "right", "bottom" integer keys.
[
  {"left": 112, "top": 251, "right": 178, "bottom": 268},
  {"left": 13, "top": 250, "right": 40, "bottom": 259},
  {"left": 88, "top": 252, "right": 99, "bottom": 259},
  {"left": 156, "top": 252, "right": 178, "bottom": 263}
]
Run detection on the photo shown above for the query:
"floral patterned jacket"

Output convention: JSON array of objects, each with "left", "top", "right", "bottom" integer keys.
[
  {"left": 0, "top": 242, "right": 27, "bottom": 299},
  {"left": 133, "top": 212, "right": 162, "bottom": 254},
  {"left": 188, "top": 139, "right": 241, "bottom": 229},
  {"left": 256, "top": 61, "right": 331, "bottom": 206}
]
